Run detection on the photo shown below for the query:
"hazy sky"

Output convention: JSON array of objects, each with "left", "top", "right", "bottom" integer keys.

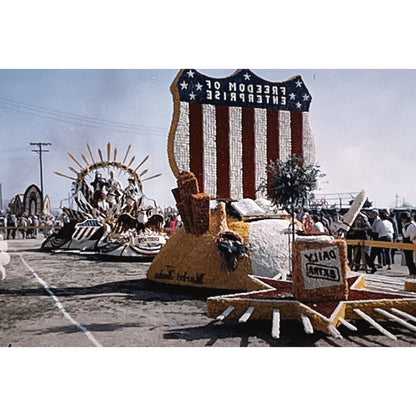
[
  {"left": 1, "top": 68, "right": 416, "bottom": 211},
  {"left": 3, "top": 1, "right": 415, "bottom": 411}
]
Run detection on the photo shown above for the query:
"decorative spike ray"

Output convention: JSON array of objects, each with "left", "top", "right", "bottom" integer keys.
[
  {"left": 98, "top": 148, "right": 105, "bottom": 163},
  {"left": 107, "top": 142, "right": 111, "bottom": 161},
  {"left": 353, "top": 308, "right": 397, "bottom": 340},
  {"left": 139, "top": 169, "right": 149, "bottom": 177},
  {"left": 54, "top": 171, "right": 77, "bottom": 180},
  {"left": 327, "top": 324, "right": 343, "bottom": 339},
  {"left": 238, "top": 306, "right": 255, "bottom": 323},
  {"left": 390, "top": 308, "right": 416, "bottom": 324},
  {"left": 271, "top": 309, "right": 280, "bottom": 339},
  {"left": 142, "top": 173, "right": 162, "bottom": 182},
  {"left": 338, "top": 317, "right": 358, "bottom": 331},
  {"left": 340, "top": 190, "right": 366, "bottom": 232},
  {"left": 87, "top": 143, "right": 96, "bottom": 164},
  {"left": 128, "top": 156, "right": 136, "bottom": 167},
  {"left": 74, "top": 196, "right": 94, "bottom": 218},
  {"left": 375, "top": 308, "right": 416, "bottom": 332},
  {"left": 216, "top": 306, "right": 235, "bottom": 321},
  {"left": 68, "top": 166, "right": 79, "bottom": 175},
  {"left": 113, "top": 147, "right": 118, "bottom": 161},
  {"left": 123, "top": 144, "right": 132, "bottom": 164},
  {"left": 68, "top": 152, "right": 84, "bottom": 169},
  {"left": 135, "top": 155, "right": 150, "bottom": 172},
  {"left": 81, "top": 153, "right": 90, "bottom": 166},
  {"left": 301, "top": 314, "right": 314, "bottom": 334}
]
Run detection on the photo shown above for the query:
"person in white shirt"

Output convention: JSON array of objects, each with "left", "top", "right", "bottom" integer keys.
[
  {"left": 368, "top": 209, "right": 389, "bottom": 274},
  {"left": 380, "top": 210, "right": 394, "bottom": 270},
  {"left": 106, "top": 171, "right": 122, "bottom": 203},
  {"left": 329, "top": 212, "right": 343, "bottom": 236},
  {"left": 399, "top": 211, "right": 416, "bottom": 277},
  {"left": 311, "top": 214, "right": 326, "bottom": 234}
]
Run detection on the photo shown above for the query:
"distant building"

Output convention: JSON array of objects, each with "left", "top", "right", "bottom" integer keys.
[
  {"left": 9, "top": 195, "right": 23, "bottom": 216},
  {"left": 9, "top": 184, "right": 49, "bottom": 217}
]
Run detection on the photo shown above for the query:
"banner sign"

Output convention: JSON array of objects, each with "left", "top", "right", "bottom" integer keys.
[{"left": 168, "top": 69, "right": 316, "bottom": 200}]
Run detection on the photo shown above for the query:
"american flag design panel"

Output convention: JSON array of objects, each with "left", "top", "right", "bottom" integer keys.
[
  {"left": 169, "top": 69, "right": 316, "bottom": 200},
  {"left": 72, "top": 220, "right": 102, "bottom": 241}
]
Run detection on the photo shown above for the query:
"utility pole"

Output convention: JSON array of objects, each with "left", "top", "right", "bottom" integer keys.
[{"left": 30, "top": 142, "right": 51, "bottom": 197}]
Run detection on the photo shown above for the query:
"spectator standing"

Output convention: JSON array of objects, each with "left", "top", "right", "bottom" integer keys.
[
  {"left": 380, "top": 210, "right": 394, "bottom": 270},
  {"left": 320, "top": 213, "right": 331, "bottom": 234},
  {"left": 368, "top": 209, "right": 385, "bottom": 274},
  {"left": 10, "top": 214, "right": 17, "bottom": 239},
  {"left": 167, "top": 214, "right": 180, "bottom": 236},
  {"left": 302, "top": 209, "right": 313, "bottom": 234},
  {"left": 20, "top": 216, "right": 28, "bottom": 239},
  {"left": 311, "top": 214, "right": 326, "bottom": 234},
  {"left": 399, "top": 211, "right": 416, "bottom": 278},
  {"left": 387, "top": 210, "right": 399, "bottom": 263},
  {"left": 26, "top": 215, "right": 33, "bottom": 239},
  {"left": 349, "top": 211, "right": 371, "bottom": 271},
  {"left": 32, "top": 215, "right": 39, "bottom": 239},
  {"left": 329, "top": 212, "right": 343, "bottom": 236}
]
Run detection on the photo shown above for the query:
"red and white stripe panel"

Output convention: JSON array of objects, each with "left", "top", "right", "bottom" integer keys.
[
  {"left": 173, "top": 101, "right": 315, "bottom": 200},
  {"left": 72, "top": 226, "right": 100, "bottom": 241}
]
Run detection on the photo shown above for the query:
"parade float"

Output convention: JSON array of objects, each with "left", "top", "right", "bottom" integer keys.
[
  {"left": 41, "top": 143, "right": 167, "bottom": 260},
  {"left": 147, "top": 68, "right": 317, "bottom": 290},
  {"left": 147, "top": 69, "right": 416, "bottom": 340}
]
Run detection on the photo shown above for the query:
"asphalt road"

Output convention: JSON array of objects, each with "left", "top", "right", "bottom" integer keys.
[{"left": 2, "top": 237, "right": 416, "bottom": 347}]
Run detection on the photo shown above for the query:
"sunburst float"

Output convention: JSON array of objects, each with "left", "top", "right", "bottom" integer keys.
[
  {"left": 54, "top": 142, "right": 162, "bottom": 220},
  {"left": 42, "top": 142, "right": 167, "bottom": 260}
]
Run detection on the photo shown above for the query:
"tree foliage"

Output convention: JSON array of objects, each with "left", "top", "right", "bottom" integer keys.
[{"left": 259, "top": 155, "right": 321, "bottom": 211}]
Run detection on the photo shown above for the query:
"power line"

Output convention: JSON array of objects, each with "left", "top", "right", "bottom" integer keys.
[
  {"left": 30, "top": 142, "right": 51, "bottom": 197},
  {"left": 0, "top": 96, "right": 167, "bottom": 136},
  {"left": 0, "top": 96, "right": 164, "bottom": 131}
]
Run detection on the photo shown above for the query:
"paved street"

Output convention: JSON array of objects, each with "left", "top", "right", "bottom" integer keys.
[{"left": 2, "top": 238, "right": 416, "bottom": 347}]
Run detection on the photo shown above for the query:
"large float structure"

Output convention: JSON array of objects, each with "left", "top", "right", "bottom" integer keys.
[
  {"left": 148, "top": 68, "right": 317, "bottom": 289},
  {"left": 42, "top": 143, "right": 167, "bottom": 260},
  {"left": 147, "top": 69, "right": 416, "bottom": 341}
]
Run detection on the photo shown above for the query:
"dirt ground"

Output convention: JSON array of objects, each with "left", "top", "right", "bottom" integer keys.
[{"left": 2, "top": 237, "right": 416, "bottom": 347}]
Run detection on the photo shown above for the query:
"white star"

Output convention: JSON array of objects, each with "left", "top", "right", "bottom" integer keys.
[
  {"left": 295, "top": 102, "right": 302, "bottom": 109},
  {"left": 196, "top": 82, "right": 203, "bottom": 91},
  {"left": 180, "top": 81, "right": 188, "bottom": 90},
  {"left": 295, "top": 79, "right": 302, "bottom": 88},
  {"left": 289, "top": 93, "right": 296, "bottom": 100},
  {"left": 303, "top": 93, "right": 310, "bottom": 101},
  {"left": 243, "top": 72, "right": 251, "bottom": 81},
  {"left": 189, "top": 91, "right": 196, "bottom": 100},
  {"left": 187, "top": 70, "right": 195, "bottom": 78}
]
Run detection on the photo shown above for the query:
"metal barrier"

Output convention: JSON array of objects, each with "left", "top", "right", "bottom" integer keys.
[
  {"left": 0, "top": 225, "right": 61, "bottom": 235},
  {"left": 346, "top": 239, "right": 414, "bottom": 272},
  {"left": 0, "top": 225, "right": 61, "bottom": 230},
  {"left": 346, "top": 239, "right": 416, "bottom": 253}
]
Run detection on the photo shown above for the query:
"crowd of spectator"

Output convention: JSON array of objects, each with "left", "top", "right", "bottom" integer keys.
[
  {"left": 3, "top": 204, "right": 416, "bottom": 277},
  {"left": 0, "top": 212, "right": 64, "bottom": 240},
  {"left": 297, "top": 207, "right": 416, "bottom": 277}
]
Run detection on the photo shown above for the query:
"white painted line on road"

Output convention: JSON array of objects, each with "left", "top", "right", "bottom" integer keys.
[{"left": 19, "top": 255, "right": 103, "bottom": 347}]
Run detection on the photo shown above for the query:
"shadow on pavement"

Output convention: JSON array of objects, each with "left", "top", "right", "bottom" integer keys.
[
  {"left": 0, "top": 279, "right": 235, "bottom": 303},
  {"left": 27, "top": 321, "right": 146, "bottom": 335},
  {"left": 164, "top": 319, "right": 328, "bottom": 347}
]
